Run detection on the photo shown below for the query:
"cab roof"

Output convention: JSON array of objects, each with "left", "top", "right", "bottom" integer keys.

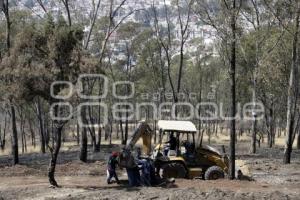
[{"left": 157, "top": 120, "right": 197, "bottom": 133}]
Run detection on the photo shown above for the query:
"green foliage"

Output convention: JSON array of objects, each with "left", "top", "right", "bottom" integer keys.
[
  {"left": 0, "top": 15, "right": 84, "bottom": 102},
  {"left": 0, "top": 0, "right": 297, "bottom": 129}
]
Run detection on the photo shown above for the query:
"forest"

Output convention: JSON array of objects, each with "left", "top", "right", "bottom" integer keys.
[{"left": 0, "top": 0, "right": 300, "bottom": 200}]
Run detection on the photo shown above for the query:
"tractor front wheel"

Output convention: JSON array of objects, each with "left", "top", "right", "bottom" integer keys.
[{"left": 204, "top": 166, "right": 225, "bottom": 180}]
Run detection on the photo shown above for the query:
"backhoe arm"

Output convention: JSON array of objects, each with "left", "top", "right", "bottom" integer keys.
[{"left": 126, "top": 121, "right": 152, "bottom": 155}]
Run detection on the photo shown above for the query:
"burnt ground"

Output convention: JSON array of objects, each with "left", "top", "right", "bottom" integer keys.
[{"left": 0, "top": 141, "right": 299, "bottom": 200}]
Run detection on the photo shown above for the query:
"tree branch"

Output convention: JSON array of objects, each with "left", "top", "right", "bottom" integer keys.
[{"left": 36, "top": 0, "right": 47, "bottom": 13}]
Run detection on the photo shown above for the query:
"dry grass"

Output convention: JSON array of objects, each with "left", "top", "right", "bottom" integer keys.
[{"left": 202, "top": 131, "right": 297, "bottom": 148}]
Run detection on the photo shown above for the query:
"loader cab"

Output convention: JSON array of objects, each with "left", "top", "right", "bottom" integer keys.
[
  {"left": 158, "top": 129, "right": 196, "bottom": 157},
  {"left": 153, "top": 120, "right": 198, "bottom": 162}
]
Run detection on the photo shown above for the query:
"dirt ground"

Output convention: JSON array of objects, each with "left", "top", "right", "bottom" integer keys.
[{"left": 0, "top": 139, "right": 300, "bottom": 200}]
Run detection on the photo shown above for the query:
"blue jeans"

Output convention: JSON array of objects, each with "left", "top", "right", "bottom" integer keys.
[
  {"left": 141, "top": 173, "right": 151, "bottom": 186},
  {"left": 107, "top": 169, "right": 119, "bottom": 184},
  {"left": 126, "top": 167, "right": 140, "bottom": 187}
]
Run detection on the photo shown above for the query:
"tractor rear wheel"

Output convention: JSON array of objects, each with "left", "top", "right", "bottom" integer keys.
[
  {"left": 204, "top": 166, "right": 225, "bottom": 180},
  {"left": 161, "top": 162, "right": 187, "bottom": 179}
]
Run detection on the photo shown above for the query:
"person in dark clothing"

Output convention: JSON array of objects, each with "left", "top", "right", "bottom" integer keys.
[
  {"left": 165, "top": 133, "right": 177, "bottom": 150},
  {"left": 138, "top": 158, "right": 154, "bottom": 186},
  {"left": 183, "top": 141, "right": 195, "bottom": 156},
  {"left": 107, "top": 152, "right": 120, "bottom": 184},
  {"left": 119, "top": 148, "right": 140, "bottom": 187}
]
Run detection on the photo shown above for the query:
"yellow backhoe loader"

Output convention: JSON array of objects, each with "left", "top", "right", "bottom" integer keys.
[{"left": 123, "top": 120, "right": 229, "bottom": 180}]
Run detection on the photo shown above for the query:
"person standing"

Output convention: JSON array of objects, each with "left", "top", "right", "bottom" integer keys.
[{"left": 107, "top": 152, "right": 120, "bottom": 184}]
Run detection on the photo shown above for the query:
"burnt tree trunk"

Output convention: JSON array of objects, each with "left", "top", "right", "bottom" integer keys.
[
  {"left": 79, "top": 106, "right": 88, "bottom": 162},
  {"left": 116, "top": 121, "right": 120, "bottom": 139},
  {"left": 3, "top": 0, "right": 10, "bottom": 52},
  {"left": 3, "top": 0, "right": 17, "bottom": 164},
  {"left": 250, "top": 116, "right": 257, "bottom": 153},
  {"left": 124, "top": 112, "right": 129, "bottom": 145},
  {"left": 297, "top": 132, "right": 300, "bottom": 149},
  {"left": 95, "top": 101, "right": 102, "bottom": 151},
  {"left": 229, "top": 0, "right": 237, "bottom": 180},
  {"left": 1, "top": 114, "right": 7, "bottom": 150},
  {"left": 19, "top": 107, "right": 26, "bottom": 153},
  {"left": 21, "top": 118, "right": 25, "bottom": 153},
  {"left": 269, "top": 106, "right": 275, "bottom": 148},
  {"left": 96, "top": 126, "right": 101, "bottom": 152},
  {"left": 48, "top": 124, "right": 63, "bottom": 187},
  {"left": 76, "top": 123, "right": 80, "bottom": 145},
  {"left": 89, "top": 129, "right": 97, "bottom": 152},
  {"left": 87, "top": 106, "right": 98, "bottom": 152},
  {"left": 10, "top": 103, "right": 19, "bottom": 165},
  {"left": 28, "top": 116, "right": 36, "bottom": 147},
  {"left": 120, "top": 120, "right": 124, "bottom": 144},
  {"left": 37, "top": 99, "right": 46, "bottom": 153},
  {"left": 79, "top": 127, "right": 88, "bottom": 162}
]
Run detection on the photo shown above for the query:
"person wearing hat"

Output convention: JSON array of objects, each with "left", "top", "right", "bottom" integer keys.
[{"left": 107, "top": 152, "right": 120, "bottom": 184}]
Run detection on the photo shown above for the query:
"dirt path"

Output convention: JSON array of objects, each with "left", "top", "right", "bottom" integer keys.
[
  {"left": 0, "top": 143, "right": 300, "bottom": 200},
  {"left": 0, "top": 175, "right": 299, "bottom": 200}
]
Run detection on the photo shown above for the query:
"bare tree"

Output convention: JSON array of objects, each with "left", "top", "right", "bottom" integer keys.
[
  {"left": 240, "top": 0, "right": 275, "bottom": 152},
  {"left": 98, "top": 0, "right": 140, "bottom": 66},
  {"left": 1, "top": 0, "right": 10, "bottom": 51},
  {"left": 152, "top": 0, "right": 177, "bottom": 103},
  {"left": 228, "top": 0, "right": 238, "bottom": 180},
  {"left": 61, "top": 0, "right": 72, "bottom": 26},
  {"left": 84, "top": 0, "right": 102, "bottom": 49},
  {"left": 36, "top": 0, "right": 47, "bottom": 13},
  {"left": 0, "top": 109, "right": 8, "bottom": 151},
  {"left": 248, "top": 0, "right": 260, "bottom": 153},
  {"left": 193, "top": 0, "right": 241, "bottom": 179},
  {"left": 10, "top": 103, "right": 19, "bottom": 164},
  {"left": 1, "top": 0, "right": 19, "bottom": 165},
  {"left": 79, "top": 106, "right": 88, "bottom": 163},
  {"left": 284, "top": 4, "right": 300, "bottom": 164},
  {"left": 79, "top": 0, "right": 138, "bottom": 155},
  {"left": 176, "top": 0, "right": 193, "bottom": 97},
  {"left": 35, "top": 98, "right": 46, "bottom": 153},
  {"left": 264, "top": 0, "right": 300, "bottom": 164}
]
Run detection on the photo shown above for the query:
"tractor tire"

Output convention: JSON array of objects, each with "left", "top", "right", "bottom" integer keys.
[
  {"left": 161, "top": 162, "right": 187, "bottom": 179},
  {"left": 204, "top": 166, "right": 225, "bottom": 180}
]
